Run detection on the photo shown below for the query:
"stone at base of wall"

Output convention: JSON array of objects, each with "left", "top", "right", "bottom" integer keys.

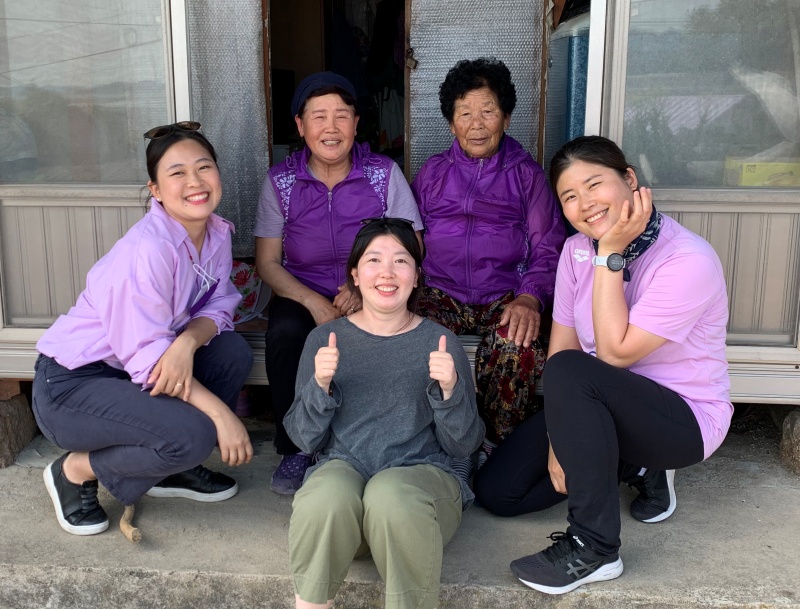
[
  {"left": 0, "top": 394, "right": 38, "bottom": 468},
  {"left": 780, "top": 408, "right": 800, "bottom": 476},
  {"left": 0, "top": 380, "right": 21, "bottom": 401}
]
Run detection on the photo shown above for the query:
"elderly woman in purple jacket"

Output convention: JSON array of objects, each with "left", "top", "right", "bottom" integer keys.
[
  {"left": 255, "top": 72, "right": 422, "bottom": 495},
  {"left": 412, "top": 58, "right": 565, "bottom": 480}
]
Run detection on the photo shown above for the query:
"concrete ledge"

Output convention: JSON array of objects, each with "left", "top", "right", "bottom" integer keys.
[
  {"left": 1, "top": 417, "right": 798, "bottom": 609},
  {"left": 1, "top": 564, "right": 799, "bottom": 609}
]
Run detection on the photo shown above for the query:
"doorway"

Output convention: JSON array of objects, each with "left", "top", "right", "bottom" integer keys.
[{"left": 263, "top": 0, "right": 407, "bottom": 167}]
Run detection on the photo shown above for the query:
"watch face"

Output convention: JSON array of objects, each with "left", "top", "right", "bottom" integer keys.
[{"left": 607, "top": 253, "right": 625, "bottom": 272}]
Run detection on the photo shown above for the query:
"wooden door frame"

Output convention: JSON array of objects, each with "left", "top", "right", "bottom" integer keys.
[{"left": 261, "top": 0, "right": 273, "bottom": 166}]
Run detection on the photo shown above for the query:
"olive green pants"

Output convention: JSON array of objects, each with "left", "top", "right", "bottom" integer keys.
[{"left": 289, "top": 459, "right": 462, "bottom": 609}]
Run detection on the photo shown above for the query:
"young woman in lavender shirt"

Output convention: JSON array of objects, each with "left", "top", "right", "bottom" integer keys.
[{"left": 32, "top": 123, "right": 253, "bottom": 536}]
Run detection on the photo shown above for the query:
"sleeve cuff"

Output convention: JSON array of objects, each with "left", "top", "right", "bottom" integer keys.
[
  {"left": 126, "top": 337, "right": 174, "bottom": 385},
  {"left": 427, "top": 375, "right": 466, "bottom": 408},
  {"left": 515, "top": 287, "right": 546, "bottom": 312}
]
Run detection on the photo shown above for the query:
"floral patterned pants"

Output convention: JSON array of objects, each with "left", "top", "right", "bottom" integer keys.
[{"left": 416, "top": 287, "right": 546, "bottom": 444}]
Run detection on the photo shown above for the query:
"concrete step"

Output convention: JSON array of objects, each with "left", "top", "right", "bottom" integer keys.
[{"left": 1, "top": 416, "right": 798, "bottom": 609}]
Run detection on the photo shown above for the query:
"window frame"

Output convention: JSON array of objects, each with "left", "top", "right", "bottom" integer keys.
[
  {"left": 592, "top": 0, "right": 800, "bottom": 358},
  {"left": 0, "top": 0, "right": 192, "bottom": 374}
]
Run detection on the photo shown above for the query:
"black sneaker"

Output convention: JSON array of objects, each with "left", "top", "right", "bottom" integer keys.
[
  {"left": 146, "top": 465, "right": 238, "bottom": 502},
  {"left": 510, "top": 530, "right": 623, "bottom": 595},
  {"left": 43, "top": 453, "right": 109, "bottom": 536},
  {"left": 629, "top": 469, "right": 676, "bottom": 523}
]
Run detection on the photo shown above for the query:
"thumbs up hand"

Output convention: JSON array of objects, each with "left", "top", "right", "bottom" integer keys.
[
  {"left": 314, "top": 332, "right": 339, "bottom": 392},
  {"left": 429, "top": 335, "right": 457, "bottom": 400}
]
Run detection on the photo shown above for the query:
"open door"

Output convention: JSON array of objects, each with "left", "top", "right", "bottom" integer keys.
[{"left": 263, "top": 0, "right": 409, "bottom": 168}]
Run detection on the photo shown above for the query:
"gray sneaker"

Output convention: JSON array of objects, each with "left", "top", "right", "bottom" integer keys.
[
  {"left": 629, "top": 469, "right": 676, "bottom": 523},
  {"left": 511, "top": 530, "right": 623, "bottom": 594}
]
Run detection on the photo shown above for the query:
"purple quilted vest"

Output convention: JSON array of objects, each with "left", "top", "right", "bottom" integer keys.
[{"left": 269, "top": 142, "right": 392, "bottom": 298}]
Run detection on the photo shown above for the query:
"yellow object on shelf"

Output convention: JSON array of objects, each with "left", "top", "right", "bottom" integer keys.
[{"left": 724, "top": 157, "right": 800, "bottom": 187}]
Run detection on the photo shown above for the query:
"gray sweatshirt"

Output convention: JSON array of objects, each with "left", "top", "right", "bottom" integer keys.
[{"left": 285, "top": 317, "right": 485, "bottom": 507}]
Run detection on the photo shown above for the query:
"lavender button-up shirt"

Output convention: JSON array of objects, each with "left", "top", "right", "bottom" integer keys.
[{"left": 37, "top": 199, "right": 241, "bottom": 386}]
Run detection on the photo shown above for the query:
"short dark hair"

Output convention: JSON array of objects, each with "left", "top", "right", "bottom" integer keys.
[
  {"left": 145, "top": 129, "right": 218, "bottom": 182},
  {"left": 297, "top": 86, "right": 359, "bottom": 117},
  {"left": 346, "top": 218, "right": 423, "bottom": 311},
  {"left": 549, "top": 135, "right": 636, "bottom": 195},
  {"left": 439, "top": 58, "right": 517, "bottom": 122}
]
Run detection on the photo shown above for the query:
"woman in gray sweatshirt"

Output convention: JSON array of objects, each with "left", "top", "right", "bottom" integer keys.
[{"left": 285, "top": 217, "right": 485, "bottom": 609}]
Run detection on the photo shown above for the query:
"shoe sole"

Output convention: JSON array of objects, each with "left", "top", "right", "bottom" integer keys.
[
  {"left": 43, "top": 463, "right": 109, "bottom": 536},
  {"left": 145, "top": 482, "right": 238, "bottom": 502},
  {"left": 640, "top": 469, "right": 676, "bottom": 523},
  {"left": 516, "top": 557, "right": 624, "bottom": 595},
  {"left": 269, "top": 476, "right": 300, "bottom": 496}
]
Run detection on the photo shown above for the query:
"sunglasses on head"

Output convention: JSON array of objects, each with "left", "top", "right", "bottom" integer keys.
[
  {"left": 360, "top": 217, "right": 415, "bottom": 228},
  {"left": 143, "top": 121, "right": 202, "bottom": 141}
]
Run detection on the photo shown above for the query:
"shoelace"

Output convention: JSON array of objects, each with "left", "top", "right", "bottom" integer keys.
[
  {"left": 628, "top": 472, "right": 656, "bottom": 498},
  {"left": 79, "top": 481, "right": 100, "bottom": 512},
  {"left": 541, "top": 532, "right": 577, "bottom": 563},
  {"left": 190, "top": 465, "right": 213, "bottom": 481}
]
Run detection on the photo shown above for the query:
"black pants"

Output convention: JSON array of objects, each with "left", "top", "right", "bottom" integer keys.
[
  {"left": 474, "top": 410, "right": 566, "bottom": 517},
  {"left": 264, "top": 296, "right": 318, "bottom": 455},
  {"left": 476, "top": 350, "right": 704, "bottom": 555}
]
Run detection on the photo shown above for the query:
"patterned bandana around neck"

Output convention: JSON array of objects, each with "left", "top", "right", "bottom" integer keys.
[{"left": 592, "top": 204, "right": 662, "bottom": 282}]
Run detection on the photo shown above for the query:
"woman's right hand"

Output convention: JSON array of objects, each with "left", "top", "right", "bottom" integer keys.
[
  {"left": 548, "top": 442, "right": 567, "bottom": 494},
  {"left": 598, "top": 187, "right": 652, "bottom": 255},
  {"left": 314, "top": 332, "right": 339, "bottom": 391},
  {"left": 215, "top": 410, "right": 253, "bottom": 467},
  {"left": 306, "top": 293, "right": 342, "bottom": 326},
  {"left": 333, "top": 284, "right": 361, "bottom": 316}
]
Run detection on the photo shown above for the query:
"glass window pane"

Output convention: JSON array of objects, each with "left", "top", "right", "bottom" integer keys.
[
  {"left": 0, "top": 1, "right": 169, "bottom": 184},
  {"left": 622, "top": 0, "right": 797, "bottom": 188}
]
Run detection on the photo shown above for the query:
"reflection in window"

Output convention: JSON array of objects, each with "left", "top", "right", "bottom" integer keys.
[
  {"left": 622, "top": 0, "right": 797, "bottom": 188},
  {"left": 0, "top": 1, "right": 169, "bottom": 184}
]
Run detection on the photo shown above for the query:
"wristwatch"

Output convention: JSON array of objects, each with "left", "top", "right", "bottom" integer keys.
[{"left": 592, "top": 253, "right": 626, "bottom": 272}]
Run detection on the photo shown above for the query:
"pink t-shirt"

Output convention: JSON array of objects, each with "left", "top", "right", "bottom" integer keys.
[{"left": 553, "top": 215, "right": 732, "bottom": 459}]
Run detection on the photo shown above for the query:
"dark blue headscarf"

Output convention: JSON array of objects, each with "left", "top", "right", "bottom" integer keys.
[{"left": 290, "top": 71, "right": 357, "bottom": 117}]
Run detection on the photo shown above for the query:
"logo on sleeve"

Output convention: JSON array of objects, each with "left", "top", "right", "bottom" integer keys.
[{"left": 573, "top": 248, "right": 590, "bottom": 262}]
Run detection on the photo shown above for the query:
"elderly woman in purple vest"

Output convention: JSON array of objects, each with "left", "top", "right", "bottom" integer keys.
[
  {"left": 411, "top": 58, "right": 566, "bottom": 482},
  {"left": 255, "top": 72, "right": 422, "bottom": 495}
]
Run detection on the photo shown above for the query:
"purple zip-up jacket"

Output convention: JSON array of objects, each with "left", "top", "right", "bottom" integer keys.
[
  {"left": 268, "top": 143, "right": 395, "bottom": 299},
  {"left": 412, "top": 136, "right": 565, "bottom": 308}
]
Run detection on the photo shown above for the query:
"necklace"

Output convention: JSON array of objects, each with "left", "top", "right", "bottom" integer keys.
[
  {"left": 359, "top": 311, "right": 416, "bottom": 338},
  {"left": 387, "top": 311, "right": 415, "bottom": 337}
]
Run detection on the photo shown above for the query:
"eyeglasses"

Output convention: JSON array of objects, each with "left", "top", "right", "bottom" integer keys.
[
  {"left": 360, "top": 217, "right": 415, "bottom": 228},
  {"left": 143, "top": 121, "right": 202, "bottom": 141}
]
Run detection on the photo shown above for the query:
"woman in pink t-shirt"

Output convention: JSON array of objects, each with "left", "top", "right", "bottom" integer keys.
[{"left": 476, "top": 136, "right": 732, "bottom": 595}]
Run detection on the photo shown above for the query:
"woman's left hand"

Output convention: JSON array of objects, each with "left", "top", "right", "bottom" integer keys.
[
  {"left": 333, "top": 284, "right": 362, "bottom": 316},
  {"left": 499, "top": 294, "right": 541, "bottom": 348},
  {"left": 598, "top": 187, "right": 653, "bottom": 255},
  {"left": 148, "top": 335, "right": 195, "bottom": 400},
  {"left": 429, "top": 335, "right": 457, "bottom": 400}
]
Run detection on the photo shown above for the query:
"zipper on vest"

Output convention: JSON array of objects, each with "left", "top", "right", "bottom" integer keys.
[
  {"left": 465, "top": 158, "right": 483, "bottom": 297},
  {"left": 328, "top": 190, "right": 340, "bottom": 288}
]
